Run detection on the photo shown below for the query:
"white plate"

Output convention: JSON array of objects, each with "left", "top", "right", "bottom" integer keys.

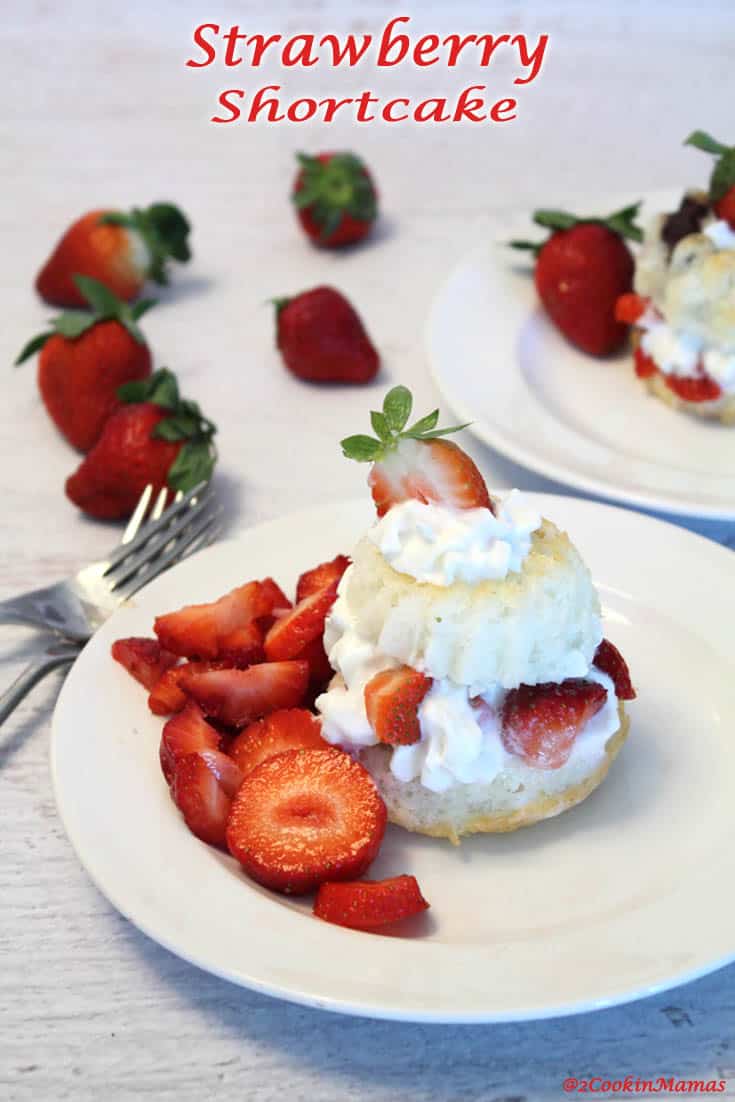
[
  {"left": 52, "top": 496, "right": 735, "bottom": 1022},
  {"left": 428, "top": 189, "right": 735, "bottom": 519}
]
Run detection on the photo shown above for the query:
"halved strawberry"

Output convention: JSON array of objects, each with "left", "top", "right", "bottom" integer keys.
[
  {"left": 593, "top": 639, "right": 636, "bottom": 700},
  {"left": 160, "top": 700, "right": 222, "bottom": 785},
  {"left": 364, "top": 666, "right": 432, "bottom": 746},
  {"left": 313, "top": 875, "right": 430, "bottom": 932},
  {"left": 664, "top": 372, "right": 722, "bottom": 402},
  {"left": 501, "top": 679, "right": 607, "bottom": 769},
  {"left": 264, "top": 582, "right": 338, "bottom": 662},
  {"left": 260, "top": 577, "right": 292, "bottom": 612},
  {"left": 226, "top": 747, "right": 386, "bottom": 894},
  {"left": 341, "top": 387, "right": 492, "bottom": 518},
  {"left": 111, "top": 637, "right": 177, "bottom": 690},
  {"left": 368, "top": 437, "right": 492, "bottom": 518},
  {"left": 634, "top": 346, "right": 658, "bottom": 379},
  {"left": 172, "top": 749, "right": 244, "bottom": 847},
  {"left": 228, "top": 708, "right": 326, "bottom": 777},
  {"left": 180, "top": 661, "right": 309, "bottom": 727},
  {"left": 295, "top": 555, "right": 350, "bottom": 603},
  {"left": 154, "top": 580, "right": 278, "bottom": 660}
]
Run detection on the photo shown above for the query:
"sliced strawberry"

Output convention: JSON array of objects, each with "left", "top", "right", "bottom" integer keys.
[
  {"left": 364, "top": 666, "right": 432, "bottom": 746},
  {"left": 501, "top": 679, "right": 607, "bottom": 770},
  {"left": 148, "top": 659, "right": 229, "bottom": 716},
  {"left": 300, "top": 636, "right": 334, "bottom": 689},
  {"left": 593, "top": 639, "right": 636, "bottom": 700},
  {"left": 217, "top": 621, "right": 265, "bottom": 667},
  {"left": 154, "top": 580, "right": 278, "bottom": 660},
  {"left": 614, "top": 292, "right": 649, "bottom": 325},
  {"left": 228, "top": 708, "right": 326, "bottom": 777},
  {"left": 264, "top": 582, "right": 338, "bottom": 662},
  {"left": 260, "top": 577, "right": 292, "bottom": 612},
  {"left": 172, "top": 749, "right": 244, "bottom": 847},
  {"left": 295, "top": 555, "right": 350, "bottom": 603},
  {"left": 634, "top": 346, "right": 658, "bottom": 379},
  {"left": 180, "top": 661, "right": 309, "bottom": 727},
  {"left": 226, "top": 747, "right": 386, "bottom": 894},
  {"left": 313, "top": 875, "right": 430, "bottom": 931},
  {"left": 111, "top": 637, "right": 177, "bottom": 691},
  {"left": 160, "top": 700, "right": 222, "bottom": 785},
  {"left": 664, "top": 372, "right": 722, "bottom": 402},
  {"left": 368, "top": 437, "right": 492, "bottom": 518}
]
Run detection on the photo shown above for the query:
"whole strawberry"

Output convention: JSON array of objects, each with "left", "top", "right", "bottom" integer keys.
[
  {"left": 36, "top": 202, "right": 191, "bottom": 307},
  {"left": 510, "top": 205, "right": 641, "bottom": 356},
  {"left": 291, "top": 152, "right": 377, "bottom": 247},
  {"left": 16, "top": 275, "right": 154, "bottom": 451},
  {"left": 65, "top": 368, "right": 216, "bottom": 519},
  {"left": 274, "top": 286, "right": 379, "bottom": 384},
  {"left": 685, "top": 130, "right": 735, "bottom": 227}
]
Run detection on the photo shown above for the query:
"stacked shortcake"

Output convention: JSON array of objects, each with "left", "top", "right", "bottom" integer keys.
[
  {"left": 617, "top": 130, "right": 735, "bottom": 422},
  {"left": 317, "top": 388, "right": 635, "bottom": 843}
]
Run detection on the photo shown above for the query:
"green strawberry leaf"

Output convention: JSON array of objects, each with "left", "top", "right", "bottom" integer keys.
[
  {"left": 383, "top": 385, "right": 412, "bottom": 432},
  {"left": 370, "top": 410, "right": 392, "bottom": 442},
  {"left": 532, "top": 210, "right": 579, "bottom": 231},
  {"left": 118, "top": 367, "right": 179, "bottom": 408},
  {"left": 340, "top": 434, "right": 384, "bottom": 461},
  {"left": 508, "top": 239, "right": 542, "bottom": 254},
  {"left": 53, "top": 312, "right": 97, "bottom": 339},
  {"left": 685, "top": 130, "right": 730, "bottom": 156},
  {"left": 15, "top": 331, "right": 53, "bottom": 365},
  {"left": 167, "top": 440, "right": 216, "bottom": 492},
  {"left": 99, "top": 211, "right": 133, "bottom": 227},
  {"left": 405, "top": 409, "right": 439, "bottom": 436},
  {"left": 710, "top": 148, "right": 735, "bottom": 203},
  {"left": 72, "top": 274, "right": 122, "bottom": 317},
  {"left": 407, "top": 424, "right": 471, "bottom": 440},
  {"left": 131, "top": 298, "right": 157, "bottom": 321},
  {"left": 153, "top": 413, "right": 201, "bottom": 442}
]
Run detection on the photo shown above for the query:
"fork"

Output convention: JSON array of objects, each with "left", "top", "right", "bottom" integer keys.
[{"left": 0, "top": 482, "right": 223, "bottom": 725}]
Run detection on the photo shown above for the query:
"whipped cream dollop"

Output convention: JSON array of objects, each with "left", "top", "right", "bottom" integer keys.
[
  {"left": 367, "top": 490, "right": 541, "bottom": 587},
  {"left": 703, "top": 219, "right": 735, "bottom": 251},
  {"left": 639, "top": 309, "right": 735, "bottom": 393}
]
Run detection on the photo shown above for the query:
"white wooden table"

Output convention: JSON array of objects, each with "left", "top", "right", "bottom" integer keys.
[{"left": 3, "top": 2, "right": 735, "bottom": 1098}]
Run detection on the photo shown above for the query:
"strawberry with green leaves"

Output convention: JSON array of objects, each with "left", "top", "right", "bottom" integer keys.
[
  {"left": 510, "top": 204, "right": 642, "bottom": 356},
  {"left": 685, "top": 130, "right": 735, "bottom": 227},
  {"left": 292, "top": 152, "right": 378, "bottom": 247},
  {"left": 65, "top": 368, "right": 216, "bottom": 519},
  {"left": 341, "top": 385, "right": 493, "bottom": 516},
  {"left": 16, "top": 275, "right": 154, "bottom": 451},
  {"left": 36, "top": 202, "right": 191, "bottom": 308}
]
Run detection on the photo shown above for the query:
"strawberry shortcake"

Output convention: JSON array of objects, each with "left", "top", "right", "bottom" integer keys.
[
  {"left": 317, "top": 387, "right": 635, "bottom": 843},
  {"left": 616, "top": 130, "right": 735, "bottom": 422}
]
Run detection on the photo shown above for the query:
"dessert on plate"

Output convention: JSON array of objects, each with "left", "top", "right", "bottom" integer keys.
[
  {"left": 317, "top": 386, "right": 635, "bottom": 842},
  {"left": 616, "top": 130, "right": 735, "bottom": 422}
]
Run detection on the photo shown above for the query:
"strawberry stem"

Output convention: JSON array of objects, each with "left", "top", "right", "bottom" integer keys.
[
  {"left": 341, "top": 386, "right": 470, "bottom": 462},
  {"left": 684, "top": 130, "right": 735, "bottom": 203},
  {"left": 509, "top": 201, "right": 643, "bottom": 253}
]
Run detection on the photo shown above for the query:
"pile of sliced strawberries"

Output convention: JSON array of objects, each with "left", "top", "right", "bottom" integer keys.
[{"left": 111, "top": 552, "right": 429, "bottom": 934}]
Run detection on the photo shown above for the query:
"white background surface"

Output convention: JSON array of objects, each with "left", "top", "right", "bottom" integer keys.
[{"left": 2, "top": 1, "right": 735, "bottom": 1099}]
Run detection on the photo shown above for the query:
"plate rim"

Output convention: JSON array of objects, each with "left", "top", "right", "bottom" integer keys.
[{"left": 50, "top": 495, "right": 735, "bottom": 1023}]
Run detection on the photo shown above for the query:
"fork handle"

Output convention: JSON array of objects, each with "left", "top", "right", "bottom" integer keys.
[{"left": 0, "top": 651, "right": 78, "bottom": 727}]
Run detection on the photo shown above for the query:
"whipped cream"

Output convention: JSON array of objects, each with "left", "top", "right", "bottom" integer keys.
[
  {"left": 639, "top": 311, "right": 735, "bottom": 394},
  {"left": 703, "top": 219, "right": 735, "bottom": 251},
  {"left": 367, "top": 491, "right": 541, "bottom": 587}
]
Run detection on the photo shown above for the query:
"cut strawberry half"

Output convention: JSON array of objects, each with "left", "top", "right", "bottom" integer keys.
[
  {"left": 501, "top": 679, "right": 607, "bottom": 769},
  {"left": 172, "top": 749, "right": 244, "bottom": 847},
  {"left": 111, "top": 637, "right": 177, "bottom": 690},
  {"left": 313, "top": 875, "right": 430, "bottom": 932},
  {"left": 226, "top": 747, "right": 387, "bottom": 894},
  {"left": 368, "top": 437, "right": 492, "bottom": 518},
  {"left": 364, "top": 665, "right": 432, "bottom": 746},
  {"left": 228, "top": 708, "right": 326, "bottom": 777},
  {"left": 217, "top": 621, "right": 265, "bottom": 667},
  {"left": 154, "top": 579, "right": 280, "bottom": 660},
  {"left": 664, "top": 371, "right": 722, "bottom": 402},
  {"left": 264, "top": 582, "right": 338, "bottom": 662},
  {"left": 614, "top": 292, "right": 649, "bottom": 325},
  {"left": 260, "top": 577, "right": 292, "bottom": 613},
  {"left": 634, "top": 346, "right": 658, "bottom": 379},
  {"left": 180, "top": 661, "right": 310, "bottom": 727},
  {"left": 148, "top": 659, "right": 229, "bottom": 716},
  {"left": 295, "top": 554, "right": 350, "bottom": 603},
  {"left": 160, "top": 700, "right": 222, "bottom": 785},
  {"left": 299, "top": 636, "right": 334, "bottom": 689},
  {"left": 593, "top": 639, "right": 636, "bottom": 700}
]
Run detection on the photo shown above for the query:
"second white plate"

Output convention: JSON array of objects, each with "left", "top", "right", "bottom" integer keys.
[{"left": 428, "top": 190, "right": 735, "bottom": 519}]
